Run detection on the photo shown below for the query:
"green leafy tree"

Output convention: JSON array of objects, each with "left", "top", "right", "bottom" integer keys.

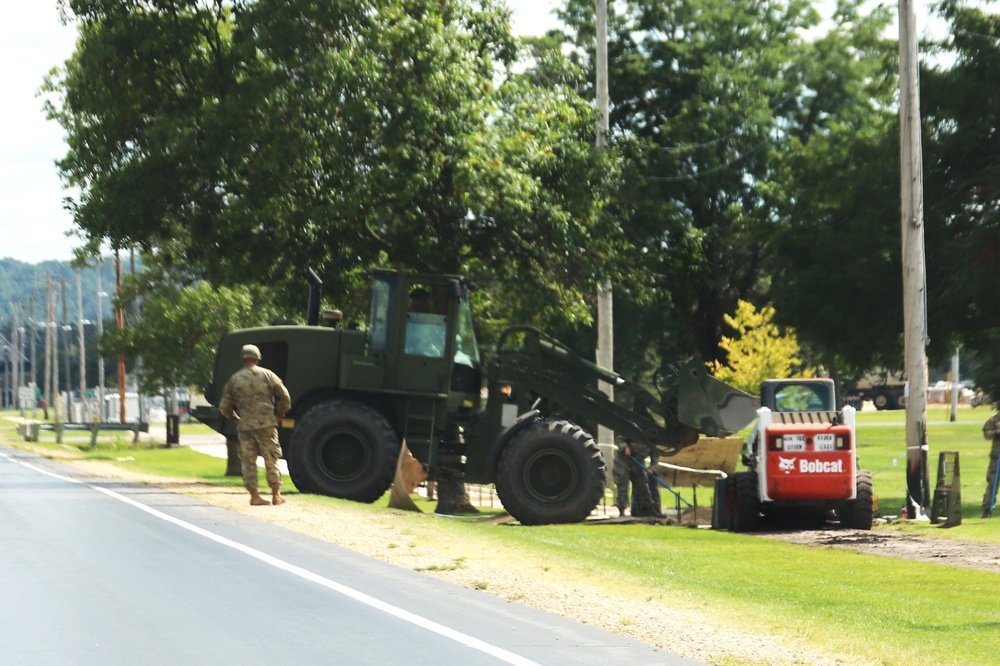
[
  {"left": 555, "top": 0, "right": 896, "bottom": 378},
  {"left": 102, "top": 276, "right": 278, "bottom": 400},
  {"left": 101, "top": 267, "right": 281, "bottom": 474},
  {"left": 770, "top": 0, "right": 1000, "bottom": 395},
  {"left": 46, "top": 0, "right": 618, "bottom": 338},
  {"left": 920, "top": 0, "right": 1000, "bottom": 400},
  {"left": 709, "top": 300, "right": 810, "bottom": 395},
  {"left": 47, "top": 0, "right": 620, "bottom": 512},
  {"left": 764, "top": 1, "right": 900, "bottom": 377}
]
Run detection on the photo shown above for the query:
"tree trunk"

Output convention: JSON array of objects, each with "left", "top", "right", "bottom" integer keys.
[{"left": 434, "top": 468, "right": 478, "bottom": 515}]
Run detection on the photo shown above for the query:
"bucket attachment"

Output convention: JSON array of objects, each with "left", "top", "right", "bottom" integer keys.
[
  {"left": 930, "top": 451, "right": 962, "bottom": 527},
  {"left": 677, "top": 359, "right": 757, "bottom": 437}
]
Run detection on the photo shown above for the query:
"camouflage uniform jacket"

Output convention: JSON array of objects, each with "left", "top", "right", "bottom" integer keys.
[
  {"left": 615, "top": 435, "right": 658, "bottom": 466},
  {"left": 985, "top": 413, "right": 1000, "bottom": 440},
  {"left": 220, "top": 365, "right": 291, "bottom": 432}
]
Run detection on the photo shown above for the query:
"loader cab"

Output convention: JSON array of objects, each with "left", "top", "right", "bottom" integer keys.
[{"left": 369, "top": 270, "right": 482, "bottom": 409}]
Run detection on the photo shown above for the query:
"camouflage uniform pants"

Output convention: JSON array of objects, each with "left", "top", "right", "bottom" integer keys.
[
  {"left": 983, "top": 437, "right": 1000, "bottom": 512},
  {"left": 239, "top": 426, "right": 283, "bottom": 491},
  {"left": 614, "top": 453, "right": 654, "bottom": 515}
]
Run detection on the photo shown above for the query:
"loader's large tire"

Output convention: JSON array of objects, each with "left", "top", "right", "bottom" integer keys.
[
  {"left": 840, "top": 470, "right": 875, "bottom": 530},
  {"left": 495, "top": 419, "right": 605, "bottom": 526},
  {"left": 729, "top": 471, "right": 760, "bottom": 532},
  {"left": 286, "top": 400, "right": 400, "bottom": 503}
]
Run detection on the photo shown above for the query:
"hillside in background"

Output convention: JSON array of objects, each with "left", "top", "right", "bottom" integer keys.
[{"left": 0, "top": 257, "right": 134, "bottom": 326}]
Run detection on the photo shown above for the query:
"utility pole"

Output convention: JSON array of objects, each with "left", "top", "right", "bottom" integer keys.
[
  {"left": 77, "top": 270, "right": 87, "bottom": 423},
  {"left": 47, "top": 275, "right": 60, "bottom": 424},
  {"left": 899, "top": 0, "right": 930, "bottom": 517},
  {"left": 62, "top": 278, "right": 71, "bottom": 421},
  {"left": 29, "top": 297, "right": 36, "bottom": 405},
  {"left": 116, "top": 250, "right": 126, "bottom": 424},
  {"left": 52, "top": 277, "right": 61, "bottom": 425},
  {"left": 3, "top": 320, "right": 9, "bottom": 409},
  {"left": 11, "top": 307, "right": 19, "bottom": 407},
  {"left": 949, "top": 349, "right": 960, "bottom": 422},
  {"left": 43, "top": 278, "right": 51, "bottom": 419},
  {"left": 595, "top": 0, "right": 614, "bottom": 447},
  {"left": 96, "top": 262, "right": 105, "bottom": 423},
  {"left": 21, "top": 304, "right": 27, "bottom": 396},
  {"left": 76, "top": 268, "right": 87, "bottom": 423},
  {"left": 131, "top": 247, "right": 143, "bottom": 432},
  {"left": 17, "top": 301, "right": 28, "bottom": 402}
]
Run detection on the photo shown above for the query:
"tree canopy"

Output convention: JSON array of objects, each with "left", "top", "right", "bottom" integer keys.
[
  {"left": 710, "top": 300, "right": 810, "bottom": 395},
  {"left": 42, "top": 0, "right": 1000, "bottom": 402},
  {"left": 103, "top": 264, "right": 280, "bottom": 397},
  {"left": 47, "top": 0, "right": 618, "bottom": 342},
  {"left": 920, "top": 0, "right": 1000, "bottom": 399},
  {"left": 554, "top": 0, "right": 897, "bottom": 375}
]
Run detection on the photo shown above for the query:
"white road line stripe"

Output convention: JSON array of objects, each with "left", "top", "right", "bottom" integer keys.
[{"left": 4, "top": 453, "right": 541, "bottom": 666}]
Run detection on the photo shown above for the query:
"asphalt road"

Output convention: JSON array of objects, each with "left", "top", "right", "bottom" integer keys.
[{"left": 0, "top": 446, "right": 700, "bottom": 666}]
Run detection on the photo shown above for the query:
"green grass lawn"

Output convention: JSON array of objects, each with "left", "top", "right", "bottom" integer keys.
[
  {"left": 856, "top": 406, "right": 997, "bottom": 538},
  {"left": 4, "top": 406, "right": 1000, "bottom": 665}
]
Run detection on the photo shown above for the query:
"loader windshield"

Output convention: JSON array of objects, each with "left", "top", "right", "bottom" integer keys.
[
  {"left": 450, "top": 284, "right": 481, "bottom": 395},
  {"left": 369, "top": 276, "right": 395, "bottom": 355},
  {"left": 453, "top": 290, "right": 479, "bottom": 368},
  {"left": 773, "top": 383, "right": 833, "bottom": 411},
  {"left": 405, "top": 284, "right": 448, "bottom": 357}
]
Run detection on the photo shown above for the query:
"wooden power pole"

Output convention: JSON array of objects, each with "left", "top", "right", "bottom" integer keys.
[
  {"left": 898, "top": 0, "right": 931, "bottom": 516},
  {"left": 77, "top": 270, "right": 87, "bottom": 423},
  {"left": 96, "top": 262, "right": 105, "bottom": 422},
  {"left": 116, "top": 250, "right": 126, "bottom": 424},
  {"left": 595, "top": 0, "right": 614, "bottom": 447}
]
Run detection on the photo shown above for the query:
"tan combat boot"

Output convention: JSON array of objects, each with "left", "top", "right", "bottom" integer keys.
[
  {"left": 249, "top": 489, "right": 271, "bottom": 506},
  {"left": 271, "top": 484, "right": 286, "bottom": 506}
]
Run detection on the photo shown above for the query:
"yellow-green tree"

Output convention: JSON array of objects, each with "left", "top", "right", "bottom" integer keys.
[{"left": 710, "top": 301, "right": 810, "bottom": 394}]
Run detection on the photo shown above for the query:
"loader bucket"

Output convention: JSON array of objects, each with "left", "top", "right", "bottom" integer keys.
[{"left": 677, "top": 360, "right": 757, "bottom": 437}]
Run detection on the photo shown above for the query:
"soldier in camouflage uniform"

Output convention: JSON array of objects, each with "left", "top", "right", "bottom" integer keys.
[
  {"left": 613, "top": 435, "right": 659, "bottom": 517},
  {"left": 220, "top": 344, "right": 292, "bottom": 506},
  {"left": 982, "top": 412, "right": 1000, "bottom": 518}
]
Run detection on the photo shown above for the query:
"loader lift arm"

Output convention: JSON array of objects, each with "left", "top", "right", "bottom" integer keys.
[{"left": 490, "top": 327, "right": 756, "bottom": 456}]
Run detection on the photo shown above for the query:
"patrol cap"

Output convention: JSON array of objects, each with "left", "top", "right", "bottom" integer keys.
[{"left": 240, "top": 344, "right": 262, "bottom": 361}]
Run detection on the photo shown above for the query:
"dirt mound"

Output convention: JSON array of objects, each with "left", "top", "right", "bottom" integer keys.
[{"left": 758, "top": 526, "right": 1000, "bottom": 573}]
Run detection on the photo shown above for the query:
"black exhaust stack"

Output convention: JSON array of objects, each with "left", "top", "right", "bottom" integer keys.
[{"left": 306, "top": 268, "right": 323, "bottom": 326}]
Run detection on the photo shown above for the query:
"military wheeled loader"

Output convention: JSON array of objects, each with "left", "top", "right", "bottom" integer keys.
[{"left": 194, "top": 269, "right": 757, "bottom": 525}]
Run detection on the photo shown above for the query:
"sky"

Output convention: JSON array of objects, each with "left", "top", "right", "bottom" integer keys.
[
  {"left": 0, "top": 0, "right": 951, "bottom": 265},
  {"left": 0, "top": 1, "right": 562, "bottom": 265},
  {"left": 1, "top": 3, "right": 80, "bottom": 265}
]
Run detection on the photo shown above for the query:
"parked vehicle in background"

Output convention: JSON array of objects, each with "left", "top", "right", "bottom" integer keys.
[{"left": 844, "top": 370, "right": 906, "bottom": 410}]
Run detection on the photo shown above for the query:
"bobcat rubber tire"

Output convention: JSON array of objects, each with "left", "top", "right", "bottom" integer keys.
[
  {"left": 841, "top": 470, "right": 875, "bottom": 530},
  {"left": 287, "top": 400, "right": 400, "bottom": 503},
  {"left": 495, "top": 419, "right": 605, "bottom": 526},
  {"left": 729, "top": 471, "right": 760, "bottom": 532}
]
